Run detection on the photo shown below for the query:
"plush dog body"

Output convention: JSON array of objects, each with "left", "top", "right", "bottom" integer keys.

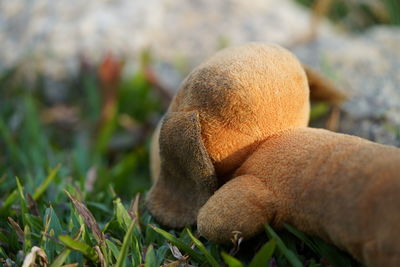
[{"left": 146, "top": 43, "right": 400, "bottom": 266}]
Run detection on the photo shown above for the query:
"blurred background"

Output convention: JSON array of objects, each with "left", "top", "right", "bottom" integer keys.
[{"left": 0, "top": 0, "right": 399, "bottom": 198}]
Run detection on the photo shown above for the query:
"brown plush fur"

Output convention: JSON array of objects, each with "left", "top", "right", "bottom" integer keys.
[{"left": 146, "top": 43, "right": 400, "bottom": 266}]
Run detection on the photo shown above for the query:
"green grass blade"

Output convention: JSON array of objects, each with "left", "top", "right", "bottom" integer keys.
[
  {"left": 284, "top": 224, "right": 319, "bottom": 253},
  {"left": 115, "top": 219, "right": 136, "bottom": 267},
  {"left": 186, "top": 228, "right": 219, "bottom": 267},
  {"left": 221, "top": 251, "right": 243, "bottom": 267},
  {"left": 23, "top": 225, "right": 32, "bottom": 253},
  {"left": 49, "top": 249, "right": 71, "bottom": 267},
  {"left": 44, "top": 206, "right": 63, "bottom": 237},
  {"left": 249, "top": 238, "right": 276, "bottom": 267},
  {"left": 16, "top": 177, "right": 27, "bottom": 212},
  {"left": 114, "top": 198, "right": 132, "bottom": 230},
  {"left": 0, "top": 246, "right": 7, "bottom": 258},
  {"left": 105, "top": 239, "right": 120, "bottom": 262},
  {"left": 0, "top": 189, "right": 18, "bottom": 215},
  {"left": 150, "top": 225, "right": 204, "bottom": 263},
  {"left": 0, "top": 116, "right": 20, "bottom": 163},
  {"left": 33, "top": 164, "right": 61, "bottom": 201},
  {"left": 59, "top": 235, "right": 98, "bottom": 263},
  {"left": 16, "top": 177, "right": 28, "bottom": 226},
  {"left": 265, "top": 225, "right": 303, "bottom": 267},
  {"left": 94, "top": 104, "right": 118, "bottom": 157},
  {"left": 0, "top": 232, "right": 9, "bottom": 245},
  {"left": 144, "top": 245, "right": 157, "bottom": 267}
]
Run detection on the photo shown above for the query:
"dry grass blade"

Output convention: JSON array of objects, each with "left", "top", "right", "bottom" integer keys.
[
  {"left": 72, "top": 184, "right": 85, "bottom": 202},
  {"left": 162, "top": 260, "right": 194, "bottom": 267},
  {"left": 41, "top": 209, "right": 53, "bottom": 244},
  {"left": 149, "top": 225, "right": 204, "bottom": 263},
  {"left": 94, "top": 245, "right": 106, "bottom": 267},
  {"left": 64, "top": 191, "right": 105, "bottom": 245},
  {"left": 303, "top": 65, "right": 347, "bottom": 105},
  {"left": 326, "top": 106, "right": 341, "bottom": 132},
  {"left": 27, "top": 194, "right": 40, "bottom": 217},
  {"left": 22, "top": 246, "right": 49, "bottom": 267},
  {"left": 162, "top": 261, "right": 180, "bottom": 267},
  {"left": 229, "top": 231, "right": 243, "bottom": 256},
  {"left": 167, "top": 243, "right": 185, "bottom": 260},
  {"left": 40, "top": 105, "right": 79, "bottom": 126},
  {"left": 128, "top": 193, "right": 141, "bottom": 231},
  {"left": 162, "top": 259, "right": 195, "bottom": 267},
  {"left": 8, "top": 217, "right": 24, "bottom": 242},
  {"left": 85, "top": 166, "right": 97, "bottom": 193}
]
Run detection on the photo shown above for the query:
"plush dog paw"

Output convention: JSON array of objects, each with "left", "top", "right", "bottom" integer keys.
[{"left": 197, "top": 175, "right": 279, "bottom": 243}]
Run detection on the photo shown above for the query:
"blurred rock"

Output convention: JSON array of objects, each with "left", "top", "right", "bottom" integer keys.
[{"left": 294, "top": 26, "right": 400, "bottom": 146}]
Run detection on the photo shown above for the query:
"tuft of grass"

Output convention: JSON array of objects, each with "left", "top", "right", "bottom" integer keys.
[{"left": 0, "top": 60, "right": 360, "bottom": 266}]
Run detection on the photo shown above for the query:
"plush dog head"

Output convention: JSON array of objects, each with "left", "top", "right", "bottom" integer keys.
[{"left": 147, "top": 43, "right": 344, "bottom": 227}]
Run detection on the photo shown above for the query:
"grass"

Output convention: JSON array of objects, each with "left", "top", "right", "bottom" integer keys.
[{"left": 0, "top": 57, "right": 360, "bottom": 266}]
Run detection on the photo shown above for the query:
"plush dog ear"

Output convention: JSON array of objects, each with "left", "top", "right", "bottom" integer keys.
[
  {"left": 303, "top": 64, "right": 347, "bottom": 105},
  {"left": 146, "top": 111, "right": 218, "bottom": 228}
]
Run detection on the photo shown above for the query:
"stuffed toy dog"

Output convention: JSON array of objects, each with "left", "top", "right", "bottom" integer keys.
[{"left": 146, "top": 43, "right": 400, "bottom": 266}]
